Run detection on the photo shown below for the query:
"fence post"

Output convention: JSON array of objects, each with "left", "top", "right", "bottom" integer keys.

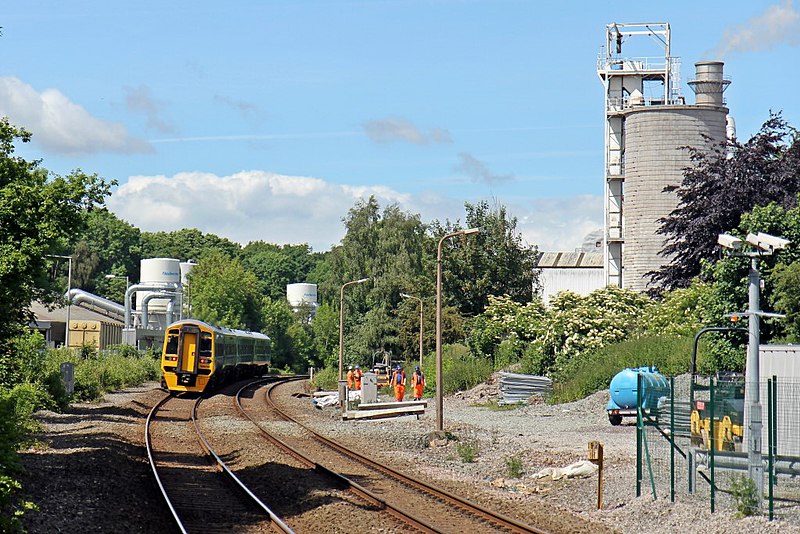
[
  {"left": 636, "top": 372, "right": 642, "bottom": 498},
  {"left": 670, "top": 376, "right": 675, "bottom": 502},
  {"left": 767, "top": 377, "right": 773, "bottom": 521},
  {"left": 710, "top": 376, "right": 716, "bottom": 514}
]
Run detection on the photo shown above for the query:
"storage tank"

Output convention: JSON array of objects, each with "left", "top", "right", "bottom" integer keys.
[
  {"left": 607, "top": 366, "right": 669, "bottom": 425},
  {"left": 138, "top": 258, "right": 181, "bottom": 314},
  {"left": 622, "top": 102, "right": 727, "bottom": 292},
  {"left": 287, "top": 283, "right": 318, "bottom": 310},
  {"left": 179, "top": 260, "right": 198, "bottom": 286}
]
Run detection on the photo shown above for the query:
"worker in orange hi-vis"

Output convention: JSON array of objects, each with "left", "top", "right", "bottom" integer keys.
[
  {"left": 392, "top": 365, "right": 406, "bottom": 402},
  {"left": 346, "top": 365, "right": 354, "bottom": 390},
  {"left": 354, "top": 365, "right": 363, "bottom": 390},
  {"left": 411, "top": 366, "right": 425, "bottom": 401}
]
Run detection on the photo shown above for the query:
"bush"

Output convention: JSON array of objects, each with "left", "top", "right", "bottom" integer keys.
[
  {"left": 441, "top": 344, "right": 493, "bottom": 395},
  {"left": 311, "top": 365, "right": 339, "bottom": 391},
  {"left": 729, "top": 473, "right": 759, "bottom": 517},
  {"left": 550, "top": 335, "right": 693, "bottom": 403}
]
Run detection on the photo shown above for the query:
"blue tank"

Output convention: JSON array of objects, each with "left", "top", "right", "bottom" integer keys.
[{"left": 606, "top": 366, "right": 669, "bottom": 425}]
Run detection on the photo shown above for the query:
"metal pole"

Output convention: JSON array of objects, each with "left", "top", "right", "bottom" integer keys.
[
  {"left": 670, "top": 376, "right": 675, "bottom": 503},
  {"left": 710, "top": 376, "right": 716, "bottom": 514},
  {"left": 66, "top": 257, "right": 72, "bottom": 348},
  {"left": 435, "top": 228, "right": 479, "bottom": 432},
  {"left": 436, "top": 236, "right": 445, "bottom": 432},
  {"left": 767, "top": 378, "right": 774, "bottom": 521},
  {"left": 746, "top": 257, "right": 764, "bottom": 506},
  {"left": 339, "top": 278, "right": 368, "bottom": 381}
]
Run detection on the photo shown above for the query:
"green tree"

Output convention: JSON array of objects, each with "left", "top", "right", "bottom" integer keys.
[
  {"left": 653, "top": 114, "right": 800, "bottom": 293},
  {"left": 73, "top": 210, "right": 141, "bottom": 301},
  {"left": 188, "top": 251, "right": 262, "bottom": 330},
  {"left": 0, "top": 118, "right": 112, "bottom": 371},
  {"left": 140, "top": 228, "right": 240, "bottom": 262},
  {"left": 434, "top": 201, "right": 540, "bottom": 317},
  {"left": 240, "top": 241, "right": 320, "bottom": 300},
  {"left": 322, "top": 197, "right": 431, "bottom": 361}
]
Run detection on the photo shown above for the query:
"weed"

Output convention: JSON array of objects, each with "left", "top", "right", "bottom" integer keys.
[
  {"left": 729, "top": 473, "right": 759, "bottom": 517},
  {"left": 505, "top": 455, "right": 524, "bottom": 478},
  {"left": 456, "top": 439, "right": 480, "bottom": 463}
]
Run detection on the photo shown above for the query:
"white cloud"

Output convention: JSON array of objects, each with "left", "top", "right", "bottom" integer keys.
[
  {"left": 125, "top": 85, "right": 174, "bottom": 134},
  {"left": 362, "top": 117, "right": 452, "bottom": 145},
  {"left": 0, "top": 76, "right": 152, "bottom": 155},
  {"left": 107, "top": 170, "right": 409, "bottom": 251},
  {"left": 108, "top": 169, "right": 601, "bottom": 254}
]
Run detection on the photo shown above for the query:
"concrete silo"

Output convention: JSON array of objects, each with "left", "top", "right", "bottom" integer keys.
[{"left": 598, "top": 23, "right": 730, "bottom": 293}]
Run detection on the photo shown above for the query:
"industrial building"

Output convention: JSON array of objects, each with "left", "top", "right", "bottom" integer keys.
[{"left": 597, "top": 22, "right": 731, "bottom": 293}]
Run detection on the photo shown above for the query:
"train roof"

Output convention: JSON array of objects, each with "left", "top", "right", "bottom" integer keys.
[{"left": 165, "top": 319, "right": 270, "bottom": 341}]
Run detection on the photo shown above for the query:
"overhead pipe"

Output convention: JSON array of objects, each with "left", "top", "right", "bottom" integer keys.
[
  {"left": 66, "top": 288, "right": 125, "bottom": 320},
  {"left": 124, "top": 283, "right": 180, "bottom": 329},
  {"left": 141, "top": 291, "right": 179, "bottom": 330}
]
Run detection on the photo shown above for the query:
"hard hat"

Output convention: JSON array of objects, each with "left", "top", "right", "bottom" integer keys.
[
  {"left": 355, "top": 365, "right": 360, "bottom": 369},
  {"left": 396, "top": 365, "right": 402, "bottom": 370},
  {"left": 415, "top": 366, "right": 420, "bottom": 371},
  {"left": 348, "top": 365, "right": 353, "bottom": 370}
]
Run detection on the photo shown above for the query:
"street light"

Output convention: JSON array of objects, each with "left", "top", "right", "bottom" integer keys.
[
  {"left": 400, "top": 293, "right": 424, "bottom": 368},
  {"left": 436, "top": 227, "right": 480, "bottom": 431},
  {"left": 718, "top": 231, "right": 790, "bottom": 507},
  {"left": 105, "top": 273, "right": 130, "bottom": 290},
  {"left": 339, "top": 277, "right": 369, "bottom": 380},
  {"left": 49, "top": 255, "right": 73, "bottom": 348}
]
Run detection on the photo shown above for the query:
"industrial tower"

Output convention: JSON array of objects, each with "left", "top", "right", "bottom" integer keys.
[{"left": 597, "top": 23, "right": 730, "bottom": 293}]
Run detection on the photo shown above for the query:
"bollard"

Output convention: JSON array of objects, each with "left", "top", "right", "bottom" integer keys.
[
  {"left": 60, "top": 362, "right": 75, "bottom": 395},
  {"left": 588, "top": 440, "right": 604, "bottom": 510},
  {"left": 338, "top": 379, "right": 348, "bottom": 415}
]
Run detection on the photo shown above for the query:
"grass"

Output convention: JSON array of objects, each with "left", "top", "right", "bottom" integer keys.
[
  {"left": 456, "top": 439, "right": 480, "bottom": 463},
  {"left": 504, "top": 455, "right": 524, "bottom": 478},
  {"left": 550, "top": 335, "right": 693, "bottom": 404}
]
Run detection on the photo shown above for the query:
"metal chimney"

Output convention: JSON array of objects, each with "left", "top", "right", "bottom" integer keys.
[{"left": 688, "top": 61, "right": 730, "bottom": 107}]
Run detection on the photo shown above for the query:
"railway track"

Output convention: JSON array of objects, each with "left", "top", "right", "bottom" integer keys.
[
  {"left": 234, "top": 377, "right": 550, "bottom": 534},
  {"left": 145, "top": 392, "right": 292, "bottom": 533}
]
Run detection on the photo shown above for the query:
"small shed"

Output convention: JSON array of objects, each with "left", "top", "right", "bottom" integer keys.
[{"left": 537, "top": 251, "right": 605, "bottom": 305}]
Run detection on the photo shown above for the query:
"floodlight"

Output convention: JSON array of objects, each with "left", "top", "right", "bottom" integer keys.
[{"left": 718, "top": 233, "right": 744, "bottom": 250}]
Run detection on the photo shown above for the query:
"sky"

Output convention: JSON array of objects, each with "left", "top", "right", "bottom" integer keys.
[{"left": 2, "top": 1, "right": 799, "bottom": 253}]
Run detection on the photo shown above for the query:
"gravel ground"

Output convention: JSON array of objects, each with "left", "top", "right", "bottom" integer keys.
[{"left": 16, "top": 376, "right": 800, "bottom": 533}]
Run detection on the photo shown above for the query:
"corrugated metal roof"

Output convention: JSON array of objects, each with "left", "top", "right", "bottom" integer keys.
[
  {"left": 537, "top": 251, "right": 604, "bottom": 268},
  {"left": 30, "top": 302, "right": 123, "bottom": 326}
]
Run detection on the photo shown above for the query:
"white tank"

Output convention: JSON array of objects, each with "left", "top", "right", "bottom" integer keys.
[
  {"left": 179, "top": 260, "right": 198, "bottom": 285},
  {"left": 138, "top": 258, "right": 181, "bottom": 314},
  {"left": 287, "top": 283, "right": 318, "bottom": 311}
]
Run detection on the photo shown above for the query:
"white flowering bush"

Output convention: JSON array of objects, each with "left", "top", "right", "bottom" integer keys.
[{"left": 523, "top": 286, "right": 652, "bottom": 376}]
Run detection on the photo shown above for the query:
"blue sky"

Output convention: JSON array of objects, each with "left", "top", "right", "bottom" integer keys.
[{"left": 2, "top": 1, "right": 799, "bottom": 252}]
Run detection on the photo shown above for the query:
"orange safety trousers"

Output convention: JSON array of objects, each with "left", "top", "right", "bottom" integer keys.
[{"left": 394, "top": 384, "right": 405, "bottom": 401}]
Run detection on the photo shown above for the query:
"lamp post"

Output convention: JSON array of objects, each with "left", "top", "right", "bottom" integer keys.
[
  {"left": 339, "top": 277, "right": 369, "bottom": 380},
  {"left": 400, "top": 293, "right": 424, "bottom": 368},
  {"left": 105, "top": 273, "right": 130, "bottom": 290},
  {"left": 49, "top": 255, "right": 73, "bottom": 348},
  {"left": 717, "top": 232, "right": 790, "bottom": 507},
  {"left": 436, "top": 228, "right": 480, "bottom": 431}
]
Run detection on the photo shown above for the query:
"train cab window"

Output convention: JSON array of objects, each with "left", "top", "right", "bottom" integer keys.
[
  {"left": 165, "top": 331, "right": 179, "bottom": 354},
  {"left": 199, "top": 333, "right": 212, "bottom": 356}
]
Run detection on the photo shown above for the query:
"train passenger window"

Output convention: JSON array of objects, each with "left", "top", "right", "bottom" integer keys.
[
  {"left": 165, "top": 333, "right": 179, "bottom": 354},
  {"left": 199, "top": 333, "right": 212, "bottom": 356}
]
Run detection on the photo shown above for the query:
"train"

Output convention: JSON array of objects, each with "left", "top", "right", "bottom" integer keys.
[{"left": 160, "top": 319, "right": 271, "bottom": 394}]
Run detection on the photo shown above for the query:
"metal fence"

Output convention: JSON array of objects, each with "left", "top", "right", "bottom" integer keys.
[{"left": 636, "top": 374, "right": 800, "bottom": 520}]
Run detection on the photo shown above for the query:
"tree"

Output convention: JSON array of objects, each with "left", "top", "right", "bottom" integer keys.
[
  {"left": 0, "top": 118, "right": 112, "bottom": 381},
  {"left": 140, "top": 228, "right": 240, "bottom": 262},
  {"left": 653, "top": 114, "right": 800, "bottom": 293},
  {"left": 73, "top": 210, "right": 141, "bottom": 301},
  {"left": 188, "top": 251, "right": 262, "bottom": 330},
  {"left": 240, "top": 241, "right": 319, "bottom": 300},
  {"left": 434, "top": 201, "right": 540, "bottom": 317},
  {"left": 321, "top": 197, "right": 431, "bottom": 361}
]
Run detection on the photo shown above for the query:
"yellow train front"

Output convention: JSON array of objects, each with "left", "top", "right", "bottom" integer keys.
[{"left": 160, "top": 319, "right": 271, "bottom": 394}]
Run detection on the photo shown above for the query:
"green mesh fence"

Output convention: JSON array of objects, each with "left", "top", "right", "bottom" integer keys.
[{"left": 636, "top": 374, "right": 800, "bottom": 520}]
